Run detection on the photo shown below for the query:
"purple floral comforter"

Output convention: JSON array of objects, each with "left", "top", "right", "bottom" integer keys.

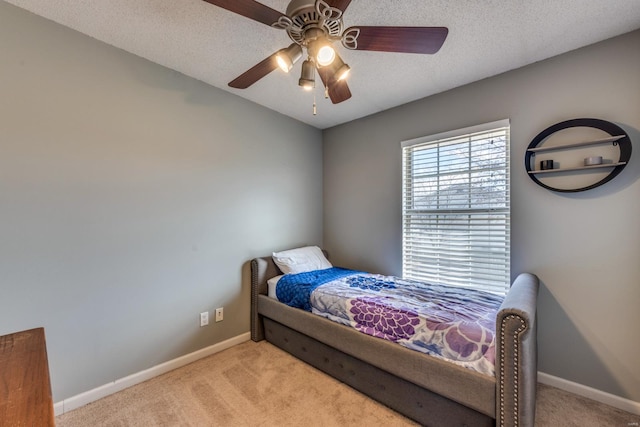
[{"left": 285, "top": 270, "right": 505, "bottom": 376}]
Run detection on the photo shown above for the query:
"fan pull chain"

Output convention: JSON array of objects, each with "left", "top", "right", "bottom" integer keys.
[{"left": 313, "top": 91, "right": 317, "bottom": 115}]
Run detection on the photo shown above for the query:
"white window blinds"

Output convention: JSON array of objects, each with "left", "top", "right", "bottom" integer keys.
[{"left": 401, "top": 120, "right": 510, "bottom": 294}]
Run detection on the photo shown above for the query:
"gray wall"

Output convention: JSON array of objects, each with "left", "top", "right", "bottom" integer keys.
[
  {"left": 324, "top": 30, "right": 640, "bottom": 402},
  {"left": 0, "top": 3, "right": 322, "bottom": 401}
]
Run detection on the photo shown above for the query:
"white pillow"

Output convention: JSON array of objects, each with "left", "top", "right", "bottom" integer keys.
[
  {"left": 267, "top": 275, "right": 283, "bottom": 300},
  {"left": 272, "top": 246, "right": 332, "bottom": 274}
]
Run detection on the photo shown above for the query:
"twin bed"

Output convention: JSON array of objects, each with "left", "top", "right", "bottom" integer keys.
[{"left": 250, "top": 247, "right": 539, "bottom": 426}]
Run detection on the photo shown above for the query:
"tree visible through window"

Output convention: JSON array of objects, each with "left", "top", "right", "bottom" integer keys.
[{"left": 401, "top": 120, "right": 510, "bottom": 294}]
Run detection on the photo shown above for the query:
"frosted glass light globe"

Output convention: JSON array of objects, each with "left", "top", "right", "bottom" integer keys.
[{"left": 316, "top": 45, "right": 336, "bottom": 66}]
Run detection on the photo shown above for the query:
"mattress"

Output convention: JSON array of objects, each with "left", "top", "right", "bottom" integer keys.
[{"left": 270, "top": 267, "right": 504, "bottom": 376}]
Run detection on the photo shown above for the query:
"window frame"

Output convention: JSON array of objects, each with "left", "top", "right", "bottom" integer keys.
[{"left": 401, "top": 119, "right": 511, "bottom": 294}]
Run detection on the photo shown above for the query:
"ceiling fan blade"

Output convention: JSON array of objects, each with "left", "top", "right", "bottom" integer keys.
[
  {"left": 329, "top": 80, "right": 351, "bottom": 104},
  {"left": 202, "top": 0, "right": 285, "bottom": 27},
  {"left": 228, "top": 53, "right": 278, "bottom": 89},
  {"left": 323, "top": 0, "right": 352, "bottom": 13},
  {"left": 346, "top": 26, "right": 448, "bottom": 54},
  {"left": 317, "top": 66, "right": 352, "bottom": 104}
]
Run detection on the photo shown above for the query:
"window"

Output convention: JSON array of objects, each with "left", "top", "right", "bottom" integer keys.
[{"left": 401, "top": 120, "right": 510, "bottom": 294}]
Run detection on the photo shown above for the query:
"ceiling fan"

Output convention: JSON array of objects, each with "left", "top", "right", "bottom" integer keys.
[{"left": 203, "top": 0, "right": 448, "bottom": 104}]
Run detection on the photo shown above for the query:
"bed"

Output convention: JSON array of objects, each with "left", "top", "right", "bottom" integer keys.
[{"left": 250, "top": 247, "right": 539, "bottom": 427}]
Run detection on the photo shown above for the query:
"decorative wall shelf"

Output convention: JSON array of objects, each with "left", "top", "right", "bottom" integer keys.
[
  {"left": 526, "top": 135, "right": 625, "bottom": 153},
  {"left": 524, "top": 118, "right": 632, "bottom": 192},
  {"left": 528, "top": 162, "right": 627, "bottom": 175}
]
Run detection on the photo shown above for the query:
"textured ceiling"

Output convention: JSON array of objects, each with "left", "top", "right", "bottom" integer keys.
[{"left": 4, "top": 0, "right": 640, "bottom": 129}]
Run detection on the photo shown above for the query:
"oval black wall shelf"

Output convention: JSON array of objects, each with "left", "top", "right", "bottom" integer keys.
[{"left": 525, "top": 118, "right": 632, "bottom": 192}]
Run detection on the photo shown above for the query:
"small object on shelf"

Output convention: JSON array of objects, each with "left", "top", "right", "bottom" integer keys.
[
  {"left": 540, "top": 160, "right": 554, "bottom": 170},
  {"left": 584, "top": 156, "right": 603, "bottom": 166}
]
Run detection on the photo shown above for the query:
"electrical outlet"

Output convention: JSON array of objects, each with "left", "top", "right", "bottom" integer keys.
[
  {"left": 200, "top": 311, "right": 209, "bottom": 327},
  {"left": 215, "top": 307, "right": 224, "bottom": 322}
]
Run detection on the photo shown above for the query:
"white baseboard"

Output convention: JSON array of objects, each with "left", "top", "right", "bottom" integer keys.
[
  {"left": 538, "top": 371, "right": 640, "bottom": 416},
  {"left": 55, "top": 332, "right": 251, "bottom": 416}
]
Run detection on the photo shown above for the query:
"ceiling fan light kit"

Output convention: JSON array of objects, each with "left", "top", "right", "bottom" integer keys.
[
  {"left": 275, "top": 43, "right": 303, "bottom": 72},
  {"left": 311, "top": 40, "right": 336, "bottom": 66},
  {"left": 330, "top": 54, "right": 350, "bottom": 81},
  {"left": 299, "top": 59, "right": 316, "bottom": 90},
  {"left": 205, "top": 0, "right": 448, "bottom": 106}
]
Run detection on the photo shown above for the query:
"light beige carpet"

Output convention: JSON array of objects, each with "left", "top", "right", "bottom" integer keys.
[{"left": 56, "top": 340, "right": 639, "bottom": 427}]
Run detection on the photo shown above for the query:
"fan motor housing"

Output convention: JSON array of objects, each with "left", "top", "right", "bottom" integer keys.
[
  {"left": 284, "top": 0, "right": 343, "bottom": 45},
  {"left": 285, "top": 0, "right": 316, "bottom": 17}
]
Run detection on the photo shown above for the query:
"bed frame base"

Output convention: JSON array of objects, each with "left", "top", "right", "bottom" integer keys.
[
  {"left": 264, "top": 317, "right": 494, "bottom": 427},
  {"left": 251, "top": 254, "right": 539, "bottom": 427}
]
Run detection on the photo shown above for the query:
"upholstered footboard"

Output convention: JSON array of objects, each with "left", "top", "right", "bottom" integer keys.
[
  {"left": 250, "top": 255, "right": 539, "bottom": 427},
  {"left": 495, "top": 273, "right": 539, "bottom": 427}
]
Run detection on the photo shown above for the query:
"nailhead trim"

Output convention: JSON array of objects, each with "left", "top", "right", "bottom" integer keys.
[
  {"left": 250, "top": 259, "right": 261, "bottom": 341},
  {"left": 499, "top": 314, "right": 526, "bottom": 427}
]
